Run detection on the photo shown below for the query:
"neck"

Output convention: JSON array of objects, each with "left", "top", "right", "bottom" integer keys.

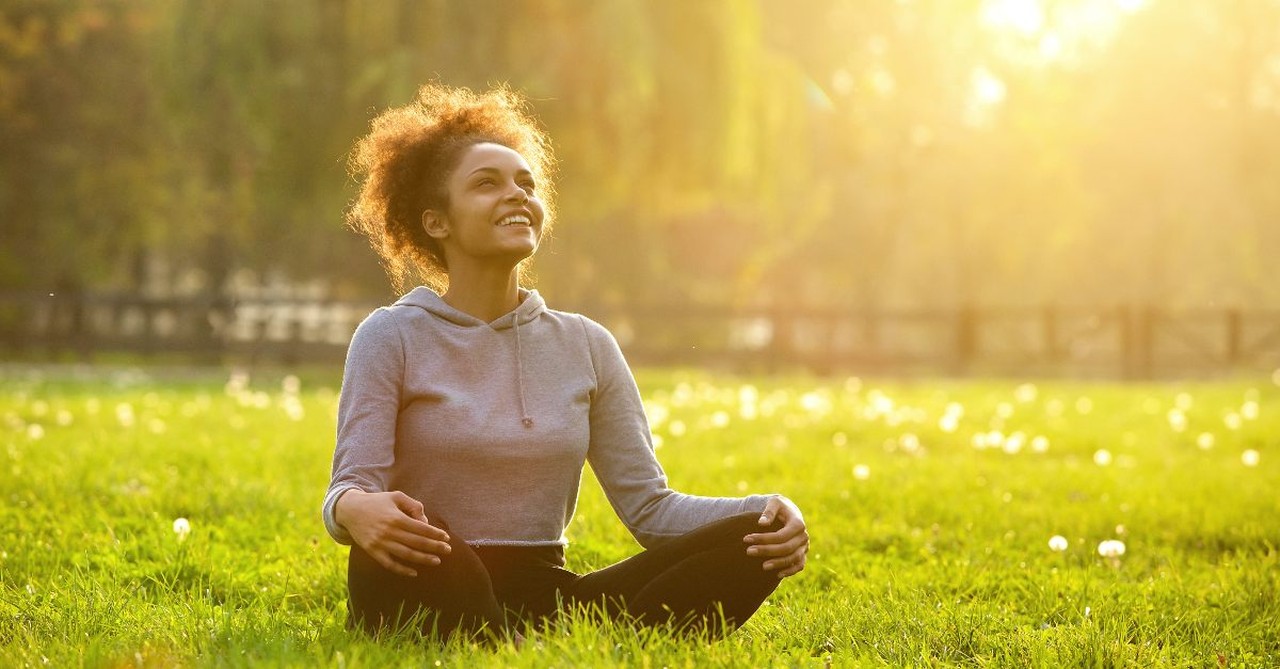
[{"left": 441, "top": 265, "right": 522, "bottom": 322}]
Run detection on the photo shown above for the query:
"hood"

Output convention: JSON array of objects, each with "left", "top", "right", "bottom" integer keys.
[
  {"left": 393, "top": 286, "right": 546, "bottom": 330},
  {"left": 393, "top": 285, "right": 544, "bottom": 429}
]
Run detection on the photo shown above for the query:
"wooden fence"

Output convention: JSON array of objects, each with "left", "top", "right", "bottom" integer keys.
[{"left": 3, "top": 291, "right": 1279, "bottom": 378}]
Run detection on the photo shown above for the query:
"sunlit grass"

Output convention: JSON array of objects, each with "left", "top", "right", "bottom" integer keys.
[{"left": 1, "top": 365, "right": 1278, "bottom": 667}]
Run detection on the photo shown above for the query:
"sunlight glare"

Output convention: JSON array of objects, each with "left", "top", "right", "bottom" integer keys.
[
  {"left": 982, "top": 0, "right": 1046, "bottom": 36},
  {"left": 973, "top": 67, "right": 1008, "bottom": 106}
]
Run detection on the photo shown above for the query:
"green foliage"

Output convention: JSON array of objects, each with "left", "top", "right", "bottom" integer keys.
[
  {"left": 1, "top": 365, "right": 1277, "bottom": 666},
  {"left": 4, "top": 1, "right": 1279, "bottom": 307}
]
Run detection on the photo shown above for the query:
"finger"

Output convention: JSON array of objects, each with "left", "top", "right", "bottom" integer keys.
[
  {"left": 373, "top": 550, "right": 420, "bottom": 578},
  {"left": 391, "top": 514, "right": 451, "bottom": 542},
  {"left": 391, "top": 530, "right": 452, "bottom": 557},
  {"left": 744, "top": 521, "right": 805, "bottom": 546},
  {"left": 746, "top": 534, "right": 807, "bottom": 558},
  {"left": 385, "top": 541, "right": 443, "bottom": 568},
  {"left": 763, "top": 551, "right": 807, "bottom": 572},
  {"left": 757, "top": 497, "right": 781, "bottom": 527},
  {"left": 776, "top": 562, "right": 805, "bottom": 579},
  {"left": 391, "top": 491, "right": 433, "bottom": 523}
]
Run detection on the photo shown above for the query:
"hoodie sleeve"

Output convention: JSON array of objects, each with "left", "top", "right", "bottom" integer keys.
[
  {"left": 322, "top": 308, "right": 405, "bottom": 545},
  {"left": 580, "top": 316, "right": 773, "bottom": 548}
]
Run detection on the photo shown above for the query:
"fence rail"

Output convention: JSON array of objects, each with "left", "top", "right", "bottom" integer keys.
[{"left": 3, "top": 291, "right": 1279, "bottom": 378}]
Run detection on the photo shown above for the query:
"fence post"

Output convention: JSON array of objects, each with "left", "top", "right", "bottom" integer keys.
[
  {"left": 1119, "top": 304, "right": 1134, "bottom": 379},
  {"left": 1226, "top": 308, "right": 1242, "bottom": 366},
  {"left": 955, "top": 304, "right": 977, "bottom": 374},
  {"left": 1043, "top": 305, "right": 1059, "bottom": 363}
]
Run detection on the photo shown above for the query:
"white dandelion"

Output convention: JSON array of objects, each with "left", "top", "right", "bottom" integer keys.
[
  {"left": 115, "top": 403, "right": 135, "bottom": 428},
  {"left": 1196, "top": 432, "right": 1215, "bottom": 450},
  {"left": 1242, "top": 450, "right": 1260, "bottom": 467},
  {"left": 1093, "top": 449, "right": 1113, "bottom": 466},
  {"left": 1048, "top": 535, "right": 1068, "bottom": 552},
  {"left": 173, "top": 517, "right": 191, "bottom": 541},
  {"left": 282, "top": 374, "right": 302, "bottom": 395},
  {"left": 1097, "top": 539, "right": 1126, "bottom": 558},
  {"left": 852, "top": 464, "right": 871, "bottom": 480}
]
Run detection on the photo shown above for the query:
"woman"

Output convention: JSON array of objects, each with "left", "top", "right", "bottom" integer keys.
[{"left": 323, "top": 83, "right": 808, "bottom": 642}]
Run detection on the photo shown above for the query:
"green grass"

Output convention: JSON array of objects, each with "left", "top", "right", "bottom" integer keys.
[{"left": 1, "top": 364, "right": 1277, "bottom": 667}]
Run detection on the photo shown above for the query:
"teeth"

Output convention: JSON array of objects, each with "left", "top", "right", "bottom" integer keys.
[{"left": 498, "top": 215, "right": 531, "bottom": 227}]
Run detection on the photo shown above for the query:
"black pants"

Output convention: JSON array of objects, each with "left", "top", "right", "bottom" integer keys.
[{"left": 347, "top": 512, "right": 782, "bottom": 641}]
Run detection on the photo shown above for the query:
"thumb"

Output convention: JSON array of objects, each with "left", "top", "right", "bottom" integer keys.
[
  {"left": 392, "top": 491, "right": 427, "bottom": 521},
  {"left": 758, "top": 498, "right": 778, "bottom": 526}
]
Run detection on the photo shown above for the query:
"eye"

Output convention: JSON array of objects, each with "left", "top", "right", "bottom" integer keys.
[{"left": 520, "top": 180, "right": 537, "bottom": 193}]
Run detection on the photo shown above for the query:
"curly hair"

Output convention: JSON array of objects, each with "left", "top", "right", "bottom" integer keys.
[{"left": 345, "top": 83, "right": 557, "bottom": 293}]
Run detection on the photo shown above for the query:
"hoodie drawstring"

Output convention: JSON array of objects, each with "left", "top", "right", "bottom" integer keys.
[{"left": 513, "top": 315, "right": 534, "bottom": 428}]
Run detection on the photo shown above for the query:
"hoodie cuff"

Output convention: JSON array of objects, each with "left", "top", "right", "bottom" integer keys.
[{"left": 322, "top": 485, "right": 361, "bottom": 545}]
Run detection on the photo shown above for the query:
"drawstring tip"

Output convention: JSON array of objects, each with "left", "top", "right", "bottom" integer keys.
[{"left": 522, "top": 417, "right": 534, "bottom": 428}]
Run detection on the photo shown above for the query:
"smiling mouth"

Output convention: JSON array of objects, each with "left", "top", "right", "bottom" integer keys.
[{"left": 497, "top": 214, "right": 533, "bottom": 227}]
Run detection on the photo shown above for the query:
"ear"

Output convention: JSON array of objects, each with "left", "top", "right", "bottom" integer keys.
[{"left": 422, "top": 209, "right": 450, "bottom": 240}]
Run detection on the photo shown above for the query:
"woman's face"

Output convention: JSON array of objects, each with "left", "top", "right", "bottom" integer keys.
[{"left": 427, "top": 142, "right": 545, "bottom": 271}]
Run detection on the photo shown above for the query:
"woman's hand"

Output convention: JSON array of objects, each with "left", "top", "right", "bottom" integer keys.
[
  {"left": 334, "top": 489, "right": 452, "bottom": 577},
  {"left": 743, "top": 495, "right": 808, "bottom": 579}
]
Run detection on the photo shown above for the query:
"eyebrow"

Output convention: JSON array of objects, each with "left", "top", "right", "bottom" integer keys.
[{"left": 466, "top": 166, "right": 533, "bottom": 178}]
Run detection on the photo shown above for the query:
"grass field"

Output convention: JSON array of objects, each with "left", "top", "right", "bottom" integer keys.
[{"left": 1, "top": 364, "right": 1277, "bottom": 668}]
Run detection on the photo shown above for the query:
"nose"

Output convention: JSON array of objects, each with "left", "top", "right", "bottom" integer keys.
[{"left": 506, "top": 182, "right": 529, "bottom": 203}]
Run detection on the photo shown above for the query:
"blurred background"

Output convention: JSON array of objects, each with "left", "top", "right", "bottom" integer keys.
[{"left": 3, "top": 0, "right": 1279, "bottom": 376}]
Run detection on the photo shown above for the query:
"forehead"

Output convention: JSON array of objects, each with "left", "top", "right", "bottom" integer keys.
[{"left": 453, "top": 142, "right": 533, "bottom": 176}]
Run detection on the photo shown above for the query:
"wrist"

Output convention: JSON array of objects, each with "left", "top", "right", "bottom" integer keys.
[{"left": 333, "top": 488, "right": 366, "bottom": 529}]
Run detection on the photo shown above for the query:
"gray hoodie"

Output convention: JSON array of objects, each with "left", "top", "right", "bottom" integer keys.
[{"left": 322, "top": 287, "right": 771, "bottom": 548}]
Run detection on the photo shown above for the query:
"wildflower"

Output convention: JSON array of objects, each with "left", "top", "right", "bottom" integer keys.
[
  {"left": 115, "top": 403, "right": 136, "bottom": 428},
  {"left": 1097, "top": 539, "right": 1125, "bottom": 558},
  {"left": 667, "top": 420, "right": 686, "bottom": 437},
  {"left": 1093, "top": 449, "right": 1113, "bottom": 466},
  {"left": 1015, "top": 383, "right": 1038, "bottom": 403},
  {"left": 26, "top": 424, "right": 44, "bottom": 440},
  {"left": 1031, "top": 435, "right": 1050, "bottom": 453},
  {"left": 710, "top": 410, "right": 730, "bottom": 428},
  {"left": 173, "top": 517, "right": 191, "bottom": 541},
  {"left": 1167, "top": 409, "right": 1187, "bottom": 432},
  {"left": 1242, "top": 450, "right": 1260, "bottom": 467},
  {"left": 225, "top": 369, "right": 250, "bottom": 396},
  {"left": 852, "top": 464, "right": 871, "bottom": 480},
  {"left": 1223, "top": 413, "right": 1242, "bottom": 430},
  {"left": 1048, "top": 535, "right": 1068, "bottom": 552},
  {"left": 1241, "top": 401, "right": 1259, "bottom": 421},
  {"left": 282, "top": 374, "right": 301, "bottom": 395},
  {"left": 55, "top": 409, "right": 73, "bottom": 426},
  {"left": 1196, "top": 432, "right": 1214, "bottom": 450}
]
